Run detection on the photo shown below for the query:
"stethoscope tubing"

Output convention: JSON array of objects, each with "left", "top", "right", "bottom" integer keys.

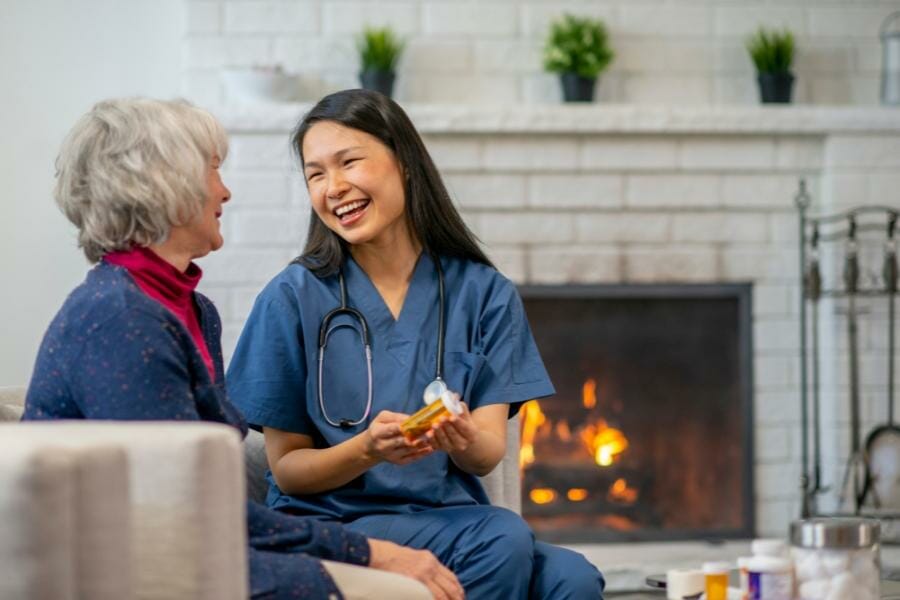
[{"left": 317, "top": 256, "right": 445, "bottom": 428}]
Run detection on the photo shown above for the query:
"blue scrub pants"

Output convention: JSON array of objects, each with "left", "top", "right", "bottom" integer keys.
[{"left": 344, "top": 505, "right": 604, "bottom": 599}]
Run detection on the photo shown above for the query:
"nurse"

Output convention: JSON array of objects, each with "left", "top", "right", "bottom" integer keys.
[{"left": 227, "top": 89, "right": 604, "bottom": 600}]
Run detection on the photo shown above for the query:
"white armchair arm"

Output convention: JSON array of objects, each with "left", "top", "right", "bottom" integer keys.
[{"left": 0, "top": 422, "right": 247, "bottom": 600}]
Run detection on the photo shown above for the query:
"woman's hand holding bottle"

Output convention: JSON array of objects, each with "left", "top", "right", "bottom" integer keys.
[
  {"left": 425, "top": 396, "right": 479, "bottom": 453},
  {"left": 365, "top": 410, "right": 433, "bottom": 464}
]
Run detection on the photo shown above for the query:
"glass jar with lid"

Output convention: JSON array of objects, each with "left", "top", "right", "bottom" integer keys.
[{"left": 791, "top": 517, "right": 880, "bottom": 600}]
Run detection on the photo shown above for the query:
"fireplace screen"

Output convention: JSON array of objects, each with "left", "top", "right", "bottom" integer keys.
[{"left": 518, "top": 284, "right": 754, "bottom": 543}]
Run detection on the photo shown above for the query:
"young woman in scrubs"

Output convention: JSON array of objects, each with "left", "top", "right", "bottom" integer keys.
[{"left": 227, "top": 89, "right": 604, "bottom": 600}]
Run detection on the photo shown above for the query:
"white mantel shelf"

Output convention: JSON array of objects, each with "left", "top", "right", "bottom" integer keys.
[{"left": 217, "top": 103, "right": 900, "bottom": 135}]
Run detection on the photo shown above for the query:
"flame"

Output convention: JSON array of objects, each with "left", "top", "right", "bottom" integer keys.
[
  {"left": 607, "top": 478, "right": 638, "bottom": 504},
  {"left": 580, "top": 419, "right": 628, "bottom": 467},
  {"left": 582, "top": 378, "right": 597, "bottom": 409},
  {"left": 519, "top": 400, "right": 546, "bottom": 469},
  {"left": 530, "top": 488, "right": 557, "bottom": 505},
  {"left": 555, "top": 420, "right": 572, "bottom": 441},
  {"left": 567, "top": 488, "right": 589, "bottom": 502}
]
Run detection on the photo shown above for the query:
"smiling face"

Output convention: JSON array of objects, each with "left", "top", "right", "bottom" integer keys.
[{"left": 302, "top": 121, "right": 409, "bottom": 249}]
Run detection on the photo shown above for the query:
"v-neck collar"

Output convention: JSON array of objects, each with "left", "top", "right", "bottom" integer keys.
[{"left": 344, "top": 253, "right": 439, "bottom": 345}]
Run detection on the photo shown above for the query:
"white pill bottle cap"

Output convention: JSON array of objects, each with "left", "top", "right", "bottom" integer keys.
[{"left": 752, "top": 538, "right": 788, "bottom": 558}]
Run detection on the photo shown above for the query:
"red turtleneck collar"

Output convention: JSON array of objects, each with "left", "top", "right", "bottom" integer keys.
[{"left": 104, "top": 246, "right": 215, "bottom": 380}]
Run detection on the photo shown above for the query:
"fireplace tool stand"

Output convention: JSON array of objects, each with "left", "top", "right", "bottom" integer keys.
[{"left": 796, "top": 181, "right": 898, "bottom": 524}]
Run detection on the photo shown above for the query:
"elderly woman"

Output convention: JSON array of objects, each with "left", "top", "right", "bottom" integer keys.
[{"left": 22, "top": 98, "right": 462, "bottom": 600}]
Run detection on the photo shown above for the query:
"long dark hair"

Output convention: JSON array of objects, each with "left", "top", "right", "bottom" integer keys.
[{"left": 291, "top": 89, "right": 493, "bottom": 277}]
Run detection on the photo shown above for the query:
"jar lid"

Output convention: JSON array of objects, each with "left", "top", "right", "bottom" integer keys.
[
  {"left": 752, "top": 538, "right": 787, "bottom": 557},
  {"left": 790, "top": 518, "right": 880, "bottom": 549}
]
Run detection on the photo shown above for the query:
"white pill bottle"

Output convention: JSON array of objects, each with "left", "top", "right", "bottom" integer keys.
[
  {"left": 791, "top": 517, "right": 881, "bottom": 600},
  {"left": 737, "top": 539, "right": 792, "bottom": 599}
]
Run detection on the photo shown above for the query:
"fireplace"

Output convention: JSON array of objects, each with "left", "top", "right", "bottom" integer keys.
[{"left": 518, "top": 284, "right": 755, "bottom": 543}]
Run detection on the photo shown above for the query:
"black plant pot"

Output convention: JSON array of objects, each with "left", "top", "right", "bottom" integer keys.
[
  {"left": 359, "top": 70, "right": 396, "bottom": 98},
  {"left": 560, "top": 73, "right": 596, "bottom": 103},
  {"left": 757, "top": 72, "right": 795, "bottom": 104}
]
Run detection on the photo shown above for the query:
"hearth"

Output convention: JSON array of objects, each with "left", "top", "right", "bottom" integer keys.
[{"left": 519, "top": 284, "right": 754, "bottom": 543}]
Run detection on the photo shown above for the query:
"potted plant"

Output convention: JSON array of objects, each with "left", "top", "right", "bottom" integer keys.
[
  {"left": 543, "top": 14, "right": 614, "bottom": 103},
  {"left": 746, "top": 27, "right": 796, "bottom": 104},
  {"left": 356, "top": 26, "right": 404, "bottom": 98}
]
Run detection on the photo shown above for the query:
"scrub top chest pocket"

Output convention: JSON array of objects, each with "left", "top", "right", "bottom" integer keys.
[{"left": 442, "top": 349, "right": 487, "bottom": 404}]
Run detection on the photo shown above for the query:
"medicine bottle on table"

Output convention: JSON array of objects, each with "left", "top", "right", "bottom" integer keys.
[
  {"left": 743, "top": 555, "right": 793, "bottom": 600},
  {"left": 737, "top": 538, "right": 791, "bottom": 599},
  {"left": 702, "top": 561, "right": 730, "bottom": 600}
]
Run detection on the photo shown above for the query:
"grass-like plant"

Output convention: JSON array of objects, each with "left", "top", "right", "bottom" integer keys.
[
  {"left": 356, "top": 26, "right": 405, "bottom": 73},
  {"left": 746, "top": 28, "right": 795, "bottom": 74},
  {"left": 543, "top": 14, "right": 614, "bottom": 79}
]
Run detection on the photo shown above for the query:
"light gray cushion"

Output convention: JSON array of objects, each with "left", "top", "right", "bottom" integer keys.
[
  {"left": 0, "top": 386, "right": 25, "bottom": 406},
  {"left": 478, "top": 417, "right": 521, "bottom": 514},
  {"left": 0, "top": 387, "right": 25, "bottom": 422},
  {"left": 243, "top": 429, "right": 269, "bottom": 505},
  {"left": 0, "top": 403, "right": 23, "bottom": 422}
]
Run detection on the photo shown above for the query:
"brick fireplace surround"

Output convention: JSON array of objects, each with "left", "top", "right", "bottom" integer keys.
[{"left": 200, "top": 104, "right": 900, "bottom": 590}]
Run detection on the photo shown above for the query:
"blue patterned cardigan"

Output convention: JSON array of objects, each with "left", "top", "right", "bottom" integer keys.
[{"left": 24, "top": 261, "right": 370, "bottom": 599}]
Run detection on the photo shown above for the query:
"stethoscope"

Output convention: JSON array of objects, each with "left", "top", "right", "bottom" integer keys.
[{"left": 317, "top": 257, "right": 447, "bottom": 428}]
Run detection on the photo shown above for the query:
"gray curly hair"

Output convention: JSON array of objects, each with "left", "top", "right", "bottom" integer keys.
[{"left": 54, "top": 98, "right": 228, "bottom": 262}]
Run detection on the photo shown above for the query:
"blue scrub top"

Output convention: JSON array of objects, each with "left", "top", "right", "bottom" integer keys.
[{"left": 227, "top": 253, "right": 554, "bottom": 521}]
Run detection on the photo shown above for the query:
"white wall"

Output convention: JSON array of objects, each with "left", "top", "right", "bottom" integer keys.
[{"left": 0, "top": 0, "right": 184, "bottom": 386}]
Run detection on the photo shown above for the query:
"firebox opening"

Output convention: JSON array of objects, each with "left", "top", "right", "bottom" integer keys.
[{"left": 519, "top": 284, "right": 754, "bottom": 543}]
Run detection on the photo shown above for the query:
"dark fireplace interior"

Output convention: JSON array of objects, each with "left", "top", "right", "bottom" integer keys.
[{"left": 518, "top": 284, "right": 754, "bottom": 543}]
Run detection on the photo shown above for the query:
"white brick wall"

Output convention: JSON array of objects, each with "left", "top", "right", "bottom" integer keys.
[
  {"left": 422, "top": 2, "right": 518, "bottom": 37},
  {"left": 223, "top": 2, "right": 319, "bottom": 34},
  {"left": 183, "top": 0, "right": 900, "bottom": 105},
  {"left": 205, "top": 107, "right": 900, "bottom": 539}
]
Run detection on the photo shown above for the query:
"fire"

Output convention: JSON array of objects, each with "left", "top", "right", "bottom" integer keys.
[
  {"left": 567, "top": 488, "right": 589, "bottom": 502},
  {"left": 582, "top": 378, "right": 597, "bottom": 409},
  {"left": 530, "top": 488, "right": 557, "bottom": 505},
  {"left": 580, "top": 420, "right": 628, "bottom": 467},
  {"left": 519, "top": 400, "right": 546, "bottom": 469},
  {"left": 607, "top": 478, "right": 638, "bottom": 504}
]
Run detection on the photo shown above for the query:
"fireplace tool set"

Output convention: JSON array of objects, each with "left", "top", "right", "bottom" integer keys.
[{"left": 796, "top": 181, "right": 899, "bottom": 524}]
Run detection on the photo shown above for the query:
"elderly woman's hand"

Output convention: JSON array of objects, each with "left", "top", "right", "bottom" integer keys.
[{"left": 368, "top": 539, "right": 464, "bottom": 600}]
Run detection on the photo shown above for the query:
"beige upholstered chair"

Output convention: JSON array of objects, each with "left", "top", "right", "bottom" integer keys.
[
  {"left": 0, "top": 387, "right": 522, "bottom": 599},
  {"left": 0, "top": 414, "right": 248, "bottom": 600}
]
